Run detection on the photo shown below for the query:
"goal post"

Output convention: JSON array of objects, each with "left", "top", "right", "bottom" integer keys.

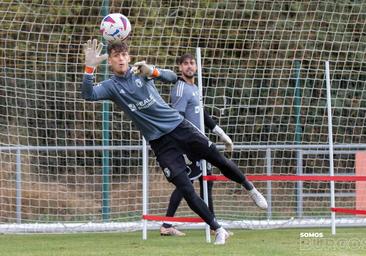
[
  {"left": 1, "top": 0, "right": 366, "bottom": 233},
  {"left": 325, "top": 61, "right": 336, "bottom": 235},
  {"left": 196, "top": 47, "right": 211, "bottom": 243}
]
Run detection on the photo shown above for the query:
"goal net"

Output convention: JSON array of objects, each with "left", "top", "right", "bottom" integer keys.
[{"left": 1, "top": 0, "right": 365, "bottom": 233}]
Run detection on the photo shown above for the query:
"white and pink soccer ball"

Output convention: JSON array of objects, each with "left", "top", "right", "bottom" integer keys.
[{"left": 100, "top": 13, "right": 132, "bottom": 42}]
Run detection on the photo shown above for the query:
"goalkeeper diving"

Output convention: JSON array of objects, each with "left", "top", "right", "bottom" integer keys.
[{"left": 81, "top": 39, "right": 268, "bottom": 245}]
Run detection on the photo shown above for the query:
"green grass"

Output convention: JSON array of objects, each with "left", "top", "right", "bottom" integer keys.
[{"left": 0, "top": 228, "right": 365, "bottom": 256}]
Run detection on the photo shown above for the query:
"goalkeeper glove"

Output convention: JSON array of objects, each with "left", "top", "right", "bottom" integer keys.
[
  {"left": 213, "top": 125, "right": 233, "bottom": 152},
  {"left": 83, "top": 39, "right": 108, "bottom": 74},
  {"left": 132, "top": 61, "right": 160, "bottom": 78}
]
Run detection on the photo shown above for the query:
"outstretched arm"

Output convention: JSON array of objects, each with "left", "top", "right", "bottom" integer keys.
[
  {"left": 81, "top": 39, "right": 110, "bottom": 101},
  {"left": 156, "top": 68, "right": 178, "bottom": 83},
  {"left": 83, "top": 39, "right": 108, "bottom": 75},
  {"left": 132, "top": 61, "right": 177, "bottom": 83},
  {"left": 204, "top": 110, "right": 233, "bottom": 152},
  {"left": 204, "top": 109, "right": 216, "bottom": 130},
  {"left": 82, "top": 75, "right": 111, "bottom": 101}
]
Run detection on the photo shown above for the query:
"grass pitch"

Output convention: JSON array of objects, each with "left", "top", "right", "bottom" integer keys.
[{"left": 0, "top": 227, "right": 365, "bottom": 256}]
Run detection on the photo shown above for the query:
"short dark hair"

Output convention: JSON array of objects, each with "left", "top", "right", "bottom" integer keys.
[
  {"left": 107, "top": 41, "right": 129, "bottom": 56},
  {"left": 177, "top": 53, "right": 195, "bottom": 65}
]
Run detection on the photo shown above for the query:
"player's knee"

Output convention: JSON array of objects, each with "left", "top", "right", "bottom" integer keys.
[
  {"left": 176, "top": 182, "right": 196, "bottom": 201},
  {"left": 208, "top": 143, "right": 218, "bottom": 154},
  {"left": 178, "top": 183, "right": 195, "bottom": 199},
  {"left": 207, "top": 144, "right": 231, "bottom": 168},
  {"left": 208, "top": 143, "right": 226, "bottom": 161},
  {"left": 171, "top": 169, "right": 196, "bottom": 199}
]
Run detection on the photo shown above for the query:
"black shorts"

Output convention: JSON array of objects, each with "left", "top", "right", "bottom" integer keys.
[
  {"left": 187, "top": 160, "right": 212, "bottom": 181},
  {"left": 149, "top": 119, "right": 215, "bottom": 182}
]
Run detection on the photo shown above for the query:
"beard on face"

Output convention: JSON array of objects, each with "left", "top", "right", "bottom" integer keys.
[{"left": 183, "top": 70, "right": 195, "bottom": 79}]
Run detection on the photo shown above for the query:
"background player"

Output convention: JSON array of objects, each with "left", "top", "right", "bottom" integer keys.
[{"left": 160, "top": 53, "right": 234, "bottom": 236}]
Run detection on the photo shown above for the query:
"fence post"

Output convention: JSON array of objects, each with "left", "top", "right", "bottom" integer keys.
[
  {"left": 16, "top": 149, "right": 22, "bottom": 224},
  {"left": 296, "top": 150, "right": 303, "bottom": 218},
  {"left": 142, "top": 137, "right": 149, "bottom": 240},
  {"left": 266, "top": 148, "right": 272, "bottom": 220},
  {"left": 101, "top": 0, "right": 111, "bottom": 222}
]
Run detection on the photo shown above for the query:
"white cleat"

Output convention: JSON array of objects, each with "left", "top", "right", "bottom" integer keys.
[
  {"left": 211, "top": 229, "right": 234, "bottom": 236},
  {"left": 160, "top": 226, "right": 186, "bottom": 236},
  {"left": 249, "top": 187, "right": 268, "bottom": 210},
  {"left": 214, "top": 227, "right": 229, "bottom": 245}
]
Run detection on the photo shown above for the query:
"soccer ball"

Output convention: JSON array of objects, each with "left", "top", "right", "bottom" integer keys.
[{"left": 100, "top": 13, "right": 132, "bottom": 42}]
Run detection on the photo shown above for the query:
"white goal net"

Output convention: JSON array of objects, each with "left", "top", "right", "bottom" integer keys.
[{"left": 1, "top": 0, "right": 366, "bottom": 233}]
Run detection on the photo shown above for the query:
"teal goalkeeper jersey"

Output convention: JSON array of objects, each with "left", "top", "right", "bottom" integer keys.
[{"left": 81, "top": 67, "right": 183, "bottom": 141}]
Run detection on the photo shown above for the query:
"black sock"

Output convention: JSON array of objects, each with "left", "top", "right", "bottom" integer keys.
[
  {"left": 162, "top": 223, "right": 172, "bottom": 228},
  {"left": 242, "top": 180, "right": 254, "bottom": 191},
  {"left": 209, "top": 218, "right": 221, "bottom": 231},
  {"left": 171, "top": 171, "right": 218, "bottom": 230}
]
